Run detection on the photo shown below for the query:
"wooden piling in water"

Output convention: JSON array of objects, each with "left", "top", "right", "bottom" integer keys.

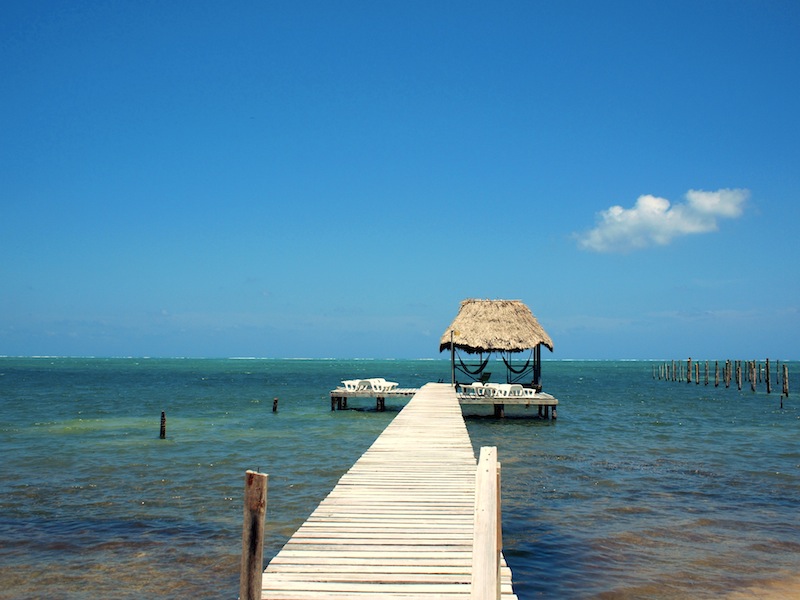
[
  {"left": 725, "top": 360, "right": 731, "bottom": 388},
  {"left": 687, "top": 358, "right": 692, "bottom": 384},
  {"left": 160, "top": 411, "right": 166, "bottom": 439},
  {"left": 272, "top": 397, "right": 279, "bottom": 413},
  {"left": 715, "top": 361, "right": 719, "bottom": 387},
  {"left": 736, "top": 361, "right": 742, "bottom": 390},
  {"left": 766, "top": 359, "right": 772, "bottom": 394},
  {"left": 783, "top": 364, "right": 789, "bottom": 397},
  {"left": 240, "top": 470, "right": 268, "bottom": 600}
]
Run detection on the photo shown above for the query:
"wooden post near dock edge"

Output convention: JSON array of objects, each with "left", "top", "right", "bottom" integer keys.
[
  {"left": 240, "top": 470, "right": 268, "bottom": 600},
  {"left": 471, "top": 446, "right": 501, "bottom": 600},
  {"left": 715, "top": 361, "right": 719, "bottom": 387},
  {"left": 160, "top": 411, "right": 166, "bottom": 439}
]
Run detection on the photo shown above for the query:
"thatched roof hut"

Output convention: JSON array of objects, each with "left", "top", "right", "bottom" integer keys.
[
  {"left": 439, "top": 299, "right": 553, "bottom": 354},
  {"left": 439, "top": 299, "right": 553, "bottom": 388}
]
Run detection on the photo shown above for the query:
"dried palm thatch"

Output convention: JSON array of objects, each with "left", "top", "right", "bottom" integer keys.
[{"left": 439, "top": 299, "right": 553, "bottom": 354}]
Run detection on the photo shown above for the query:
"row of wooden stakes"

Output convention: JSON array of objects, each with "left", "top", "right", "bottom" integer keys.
[{"left": 654, "top": 358, "right": 789, "bottom": 397}]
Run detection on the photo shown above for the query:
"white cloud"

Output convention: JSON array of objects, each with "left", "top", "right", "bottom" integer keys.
[{"left": 576, "top": 188, "right": 749, "bottom": 253}]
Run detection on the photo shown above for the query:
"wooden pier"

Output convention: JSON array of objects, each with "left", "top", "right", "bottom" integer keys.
[{"left": 261, "top": 383, "right": 518, "bottom": 599}]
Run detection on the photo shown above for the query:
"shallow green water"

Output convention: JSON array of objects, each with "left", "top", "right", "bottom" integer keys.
[{"left": 1, "top": 358, "right": 797, "bottom": 599}]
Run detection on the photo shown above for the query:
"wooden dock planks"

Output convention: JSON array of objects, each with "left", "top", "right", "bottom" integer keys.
[{"left": 261, "top": 383, "right": 518, "bottom": 599}]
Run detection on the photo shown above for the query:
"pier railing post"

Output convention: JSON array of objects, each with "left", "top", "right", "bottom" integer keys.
[
  {"left": 240, "top": 470, "right": 268, "bottom": 600},
  {"left": 472, "top": 446, "right": 501, "bottom": 600}
]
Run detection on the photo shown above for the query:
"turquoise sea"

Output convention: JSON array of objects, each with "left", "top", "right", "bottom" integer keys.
[{"left": 1, "top": 357, "right": 798, "bottom": 599}]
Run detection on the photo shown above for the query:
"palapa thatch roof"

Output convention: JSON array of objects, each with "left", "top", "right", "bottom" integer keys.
[{"left": 439, "top": 299, "right": 554, "bottom": 354}]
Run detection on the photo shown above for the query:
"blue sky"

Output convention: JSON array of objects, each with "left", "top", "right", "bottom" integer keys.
[{"left": 2, "top": 1, "right": 799, "bottom": 359}]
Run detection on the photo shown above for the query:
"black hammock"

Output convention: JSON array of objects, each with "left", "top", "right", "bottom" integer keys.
[{"left": 457, "top": 352, "right": 490, "bottom": 376}]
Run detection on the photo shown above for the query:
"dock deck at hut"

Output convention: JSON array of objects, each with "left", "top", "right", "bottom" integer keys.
[
  {"left": 329, "top": 382, "right": 558, "bottom": 417},
  {"left": 261, "top": 383, "right": 517, "bottom": 599}
]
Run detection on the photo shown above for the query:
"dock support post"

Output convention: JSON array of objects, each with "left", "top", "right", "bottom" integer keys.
[
  {"left": 240, "top": 470, "right": 268, "bottom": 600},
  {"left": 472, "top": 446, "right": 501, "bottom": 600},
  {"left": 493, "top": 403, "right": 504, "bottom": 418},
  {"left": 159, "top": 411, "right": 166, "bottom": 439}
]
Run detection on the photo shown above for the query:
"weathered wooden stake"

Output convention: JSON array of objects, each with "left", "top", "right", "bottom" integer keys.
[
  {"left": 272, "top": 397, "right": 279, "bottom": 413},
  {"left": 240, "top": 470, "right": 268, "bottom": 600},
  {"left": 736, "top": 361, "right": 742, "bottom": 390},
  {"left": 160, "top": 411, "right": 166, "bottom": 439},
  {"left": 766, "top": 359, "right": 772, "bottom": 394},
  {"left": 725, "top": 360, "right": 731, "bottom": 388},
  {"left": 687, "top": 358, "right": 692, "bottom": 383},
  {"left": 695, "top": 362, "right": 700, "bottom": 385},
  {"left": 783, "top": 364, "right": 789, "bottom": 397},
  {"left": 715, "top": 361, "right": 719, "bottom": 387},
  {"left": 750, "top": 361, "right": 757, "bottom": 392}
]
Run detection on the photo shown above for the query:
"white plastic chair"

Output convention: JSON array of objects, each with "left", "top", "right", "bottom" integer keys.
[{"left": 342, "top": 379, "right": 361, "bottom": 391}]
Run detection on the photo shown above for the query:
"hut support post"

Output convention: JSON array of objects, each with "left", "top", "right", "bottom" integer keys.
[
  {"left": 533, "top": 345, "right": 541, "bottom": 389},
  {"left": 450, "top": 330, "right": 456, "bottom": 387}
]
